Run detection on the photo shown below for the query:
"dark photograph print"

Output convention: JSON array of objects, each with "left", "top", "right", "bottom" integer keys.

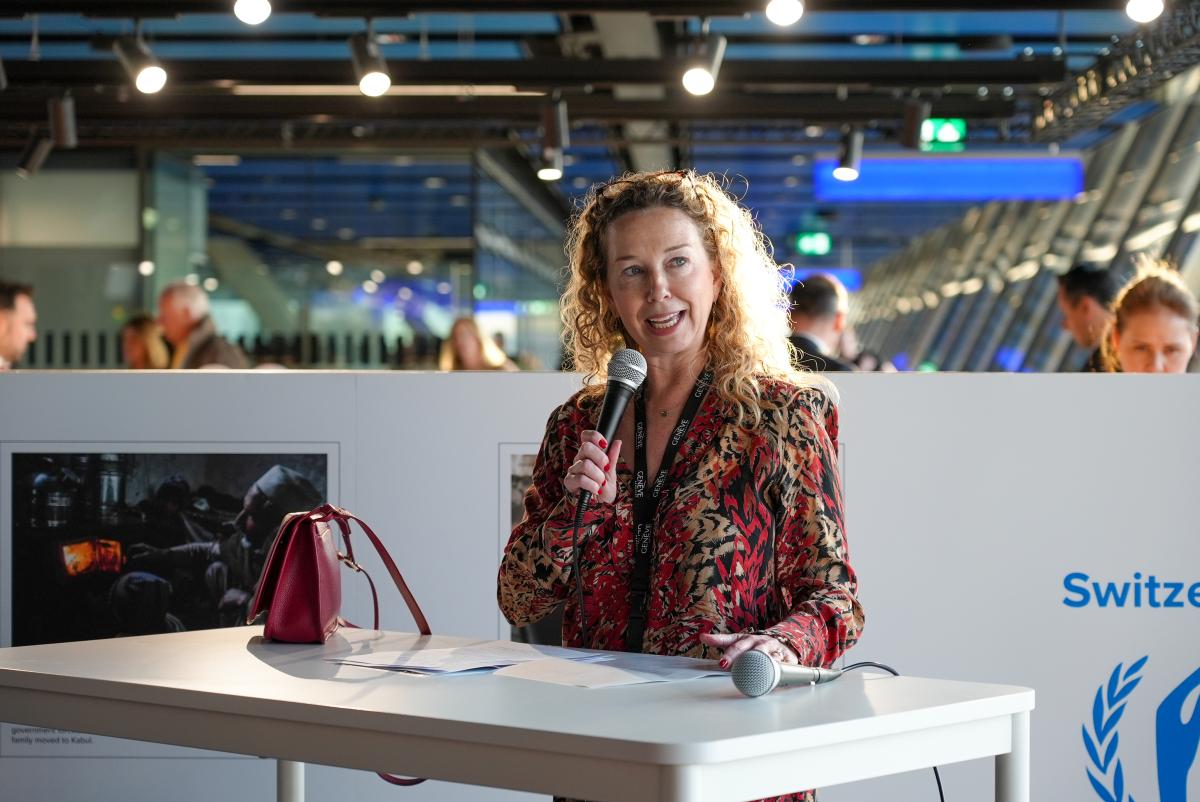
[{"left": 10, "top": 452, "right": 328, "bottom": 646}]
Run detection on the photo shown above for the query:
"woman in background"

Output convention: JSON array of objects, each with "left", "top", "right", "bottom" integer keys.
[
  {"left": 1104, "top": 261, "right": 1198, "bottom": 373},
  {"left": 121, "top": 313, "right": 169, "bottom": 370},
  {"left": 438, "top": 316, "right": 517, "bottom": 371}
]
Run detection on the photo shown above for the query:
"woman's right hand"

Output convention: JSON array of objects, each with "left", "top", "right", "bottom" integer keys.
[{"left": 564, "top": 430, "right": 622, "bottom": 504}]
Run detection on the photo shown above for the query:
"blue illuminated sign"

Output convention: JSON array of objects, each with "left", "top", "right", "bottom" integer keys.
[
  {"left": 784, "top": 268, "right": 863, "bottom": 293},
  {"left": 814, "top": 156, "right": 1084, "bottom": 202}
]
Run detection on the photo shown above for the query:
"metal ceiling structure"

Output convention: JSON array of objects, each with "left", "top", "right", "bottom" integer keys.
[{"left": 0, "top": 2, "right": 1176, "bottom": 286}]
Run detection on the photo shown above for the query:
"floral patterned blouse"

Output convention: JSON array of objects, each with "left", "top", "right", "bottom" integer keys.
[{"left": 498, "top": 378, "right": 863, "bottom": 802}]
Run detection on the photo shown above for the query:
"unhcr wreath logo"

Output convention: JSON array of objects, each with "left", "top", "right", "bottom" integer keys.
[{"left": 1083, "top": 657, "right": 1200, "bottom": 802}]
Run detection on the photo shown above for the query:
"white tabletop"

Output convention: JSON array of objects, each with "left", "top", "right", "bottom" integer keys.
[{"left": 0, "top": 627, "right": 1034, "bottom": 801}]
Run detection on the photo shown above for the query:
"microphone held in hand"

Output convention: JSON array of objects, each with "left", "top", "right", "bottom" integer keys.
[
  {"left": 578, "top": 348, "right": 647, "bottom": 509},
  {"left": 731, "top": 649, "right": 843, "bottom": 698}
]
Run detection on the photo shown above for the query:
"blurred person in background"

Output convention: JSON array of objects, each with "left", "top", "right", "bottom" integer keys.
[
  {"left": 121, "top": 313, "right": 169, "bottom": 370},
  {"left": 1103, "top": 261, "right": 1198, "bottom": 374},
  {"left": 788, "top": 274, "right": 854, "bottom": 372},
  {"left": 1056, "top": 263, "right": 1121, "bottom": 372},
  {"left": 0, "top": 281, "right": 37, "bottom": 370},
  {"left": 438, "top": 316, "right": 517, "bottom": 371},
  {"left": 157, "top": 281, "right": 249, "bottom": 369}
]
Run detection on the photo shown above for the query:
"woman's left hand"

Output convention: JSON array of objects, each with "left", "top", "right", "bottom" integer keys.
[{"left": 699, "top": 632, "right": 799, "bottom": 670}]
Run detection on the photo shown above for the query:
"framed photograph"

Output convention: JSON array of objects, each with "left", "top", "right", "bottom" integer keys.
[{"left": 1, "top": 441, "right": 337, "bottom": 758}]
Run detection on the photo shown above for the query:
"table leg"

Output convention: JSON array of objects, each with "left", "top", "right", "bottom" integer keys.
[
  {"left": 995, "top": 710, "right": 1029, "bottom": 802},
  {"left": 277, "top": 759, "right": 305, "bottom": 802}
]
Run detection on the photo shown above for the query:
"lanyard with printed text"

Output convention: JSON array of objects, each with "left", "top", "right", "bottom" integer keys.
[{"left": 625, "top": 367, "right": 712, "bottom": 652}]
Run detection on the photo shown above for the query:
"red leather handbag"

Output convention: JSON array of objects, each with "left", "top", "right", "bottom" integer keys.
[
  {"left": 247, "top": 503, "right": 431, "bottom": 644},
  {"left": 247, "top": 504, "right": 432, "bottom": 787}
]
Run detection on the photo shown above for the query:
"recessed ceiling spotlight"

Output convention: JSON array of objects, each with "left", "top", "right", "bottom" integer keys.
[
  {"left": 765, "top": 0, "right": 804, "bottom": 27},
  {"left": 233, "top": 0, "right": 271, "bottom": 25},
  {"left": 1126, "top": 0, "right": 1164, "bottom": 23},
  {"left": 326, "top": 260, "right": 344, "bottom": 276}
]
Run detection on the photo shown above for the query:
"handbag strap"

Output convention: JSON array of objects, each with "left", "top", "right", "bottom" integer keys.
[{"left": 311, "top": 504, "right": 432, "bottom": 636}]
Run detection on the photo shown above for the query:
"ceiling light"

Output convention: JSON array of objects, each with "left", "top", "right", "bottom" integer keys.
[
  {"left": 370, "top": 269, "right": 385, "bottom": 283},
  {"left": 682, "top": 34, "right": 727, "bottom": 96},
  {"left": 406, "top": 260, "right": 424, "bottom": 275},
  {"left": 203, "top": 277, "right": 219, "bottom": 292},
  {"left": 362, "top": 280, "right": 378, "bottom": 294},
  {"left": 833, "top": 128, "right": 863, "bottom": 182},
  {"left": 233, "top": 0, "right": 271, "bottom": 25},
  {"left": 350, "top": 28, "right": 390, "bottom": 97},
  {"left": 540, "top": 148, "right": 566, "bottom": 181},
  {"left": 437, "top": 281, "right": 452, "bottom": 294},
  {"left": 113, "top": 35, "right": 167, "bottom": 94},
  {"left": 15, "top": 131, "right": 53, "bottom": 179},
  {"left": 852, "top": 34, "right": 887, "bottom": 46},
  {"left": 138, "top": 260, "right": 156, "bottom": 277},
  {"left": 325, "top": 260, "right": 344, "bottom": 276},
  {"left": 48, "top": 95, "right": 77, "bottom": 149},
  {"left": 538, "top": 99, "right": 568, "bottom": 181},
  {"left": 1125, "top": 0, "right": 1164, "bottom": 23},
  {"left": 765, "top": 0, "right": 804, "bottom": 27}
]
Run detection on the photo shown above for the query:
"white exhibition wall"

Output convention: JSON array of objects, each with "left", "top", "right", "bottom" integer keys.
[{"left": 0, "top": 371, "right": 1196, "bottom": 802}]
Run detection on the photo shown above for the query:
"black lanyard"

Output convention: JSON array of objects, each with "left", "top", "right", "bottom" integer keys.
[{"left": 625, "top": 368, "right": 712, "bottom": 652}]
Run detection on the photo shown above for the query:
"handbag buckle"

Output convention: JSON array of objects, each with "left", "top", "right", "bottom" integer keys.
[{"left": 337, "top": 552, "right": 363, "bottom": 573}]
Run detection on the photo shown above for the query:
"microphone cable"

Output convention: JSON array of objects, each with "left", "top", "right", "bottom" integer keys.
[{"left": 842, "top": 661, "right": 945, "bottom": 802}]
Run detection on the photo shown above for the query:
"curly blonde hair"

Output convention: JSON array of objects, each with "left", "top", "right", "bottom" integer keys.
[
  {"left": 560, "top": 169, "right": 831, "bottom": 428},
  {"left": 1101, "top": 255, "right": 1199, "bottom": 371}
]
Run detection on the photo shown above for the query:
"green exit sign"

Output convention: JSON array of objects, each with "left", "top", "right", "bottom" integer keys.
[
  {"left": 794, "top": 232, "right": 832, "bottom": 256},
  {"left": 920, "top": 118, "right": 967, "bottom": 152}
]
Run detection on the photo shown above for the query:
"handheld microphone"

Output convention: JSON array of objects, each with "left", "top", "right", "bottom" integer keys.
[
  {"left": 731, "top": 650, "right": 843, "bottom": 698},
  {"left": 577, "top": 348, "right": 647, "bottom": 509}
]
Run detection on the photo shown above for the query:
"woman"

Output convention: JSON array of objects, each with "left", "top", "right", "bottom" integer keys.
[
  {"left": 438, "top": 316, "right": 517, "bottom": 371},
  {"left": 121, "top": 313, "right": 169, "bottom": 370},
  {"left": 1103, "top": 261, "right": 1198, "bottom": 373},
  {"left": 498, "top": 171, "right": 863, "bottom": 802}
]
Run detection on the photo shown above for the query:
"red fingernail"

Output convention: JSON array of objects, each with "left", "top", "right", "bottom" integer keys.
[
  {"left": 720, "top": 659, "right": 729, "bottom": 669},
  {"left": 605, "top": 461, "right": 611, "bottom": 471},
  {"left": 599, "top": 437, "right": 608, "bottom": 449},
  {"left": 602, "top": 479, "right": 607, "bottom": 488}
]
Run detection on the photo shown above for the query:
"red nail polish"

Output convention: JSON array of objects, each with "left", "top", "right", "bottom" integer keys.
[
  {"left": 720, "top": 659, "right": 729, "bottom": 668},
  {"left": 605, "top": 461, "right": 611, "bottom": 471},
  {"left": 602, "top": 479, "right": 607, "bottom": 488},
  {"left": 599, "top": 437, "right": 608, "bottom": 449}
]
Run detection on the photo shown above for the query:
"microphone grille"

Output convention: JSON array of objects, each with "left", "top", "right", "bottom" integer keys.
[
  {"left": 607, "top": 348, "right": 647, "bottom": 389},
  {"left": 731, "top": 650, "right": 778, "bottom": 698}
]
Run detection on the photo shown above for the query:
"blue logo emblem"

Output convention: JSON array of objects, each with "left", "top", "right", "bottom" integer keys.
[{"left": 1084, "top": 658, "right": 1200, "bottom": 802}]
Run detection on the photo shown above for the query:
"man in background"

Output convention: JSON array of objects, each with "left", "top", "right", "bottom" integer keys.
[
  {"left": 788, "top": 273, "right": 855, "bottom": 372},
  {"left": 1056, "top": 263, "right": 1120, "bottom": 372},
  {"left": 157, "top": 281, "right": 249, "bottom": 369},
  {"left": 0, "top": 281, "right": 37, "bottom": 370}
]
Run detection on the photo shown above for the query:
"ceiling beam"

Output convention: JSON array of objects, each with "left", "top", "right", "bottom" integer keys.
[
  {"left": 3, "top": 57, "right": 1068, "bottom": 89},
  {"left": 0, "top": 0, "right": 1132, "bottom": 16},
  {"left": 0, "top": 93, "right": 1017, "bottom": 123}
]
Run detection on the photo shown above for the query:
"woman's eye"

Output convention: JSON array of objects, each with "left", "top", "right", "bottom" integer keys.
[
  {"left": 669, "top": 256, "right": 689, "bottom": 268},
  {"left": 622, "top": 265, "right": 643, "bottom": 277}
]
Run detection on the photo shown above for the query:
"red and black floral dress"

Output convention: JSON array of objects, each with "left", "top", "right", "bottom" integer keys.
[{"left": 498, "top": 379, "right": 863, "bottom": 802}]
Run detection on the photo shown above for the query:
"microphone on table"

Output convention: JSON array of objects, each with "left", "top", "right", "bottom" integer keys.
[
  {"left": 576, "top": 348, "right": 647, "bottom": 511},
  {"left": 731, "top": 650, "right": 843, "bottom": 698}
]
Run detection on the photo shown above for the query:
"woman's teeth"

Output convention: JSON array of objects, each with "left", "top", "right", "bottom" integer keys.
[{"left": 648, "top": 312, "right": 683, "bottom": 329}]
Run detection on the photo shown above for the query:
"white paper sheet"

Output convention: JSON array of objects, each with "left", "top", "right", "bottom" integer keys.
[
  {"left": 324, "top": 640, "right": 605, "bottom": 674},
  {"left": 495, "top": 653, "right": 727, "bottom": 688}
]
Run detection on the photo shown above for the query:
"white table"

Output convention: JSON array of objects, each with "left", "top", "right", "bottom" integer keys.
[{"left": 0, "top": 627, "right": 1033, "bottom": 802}]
